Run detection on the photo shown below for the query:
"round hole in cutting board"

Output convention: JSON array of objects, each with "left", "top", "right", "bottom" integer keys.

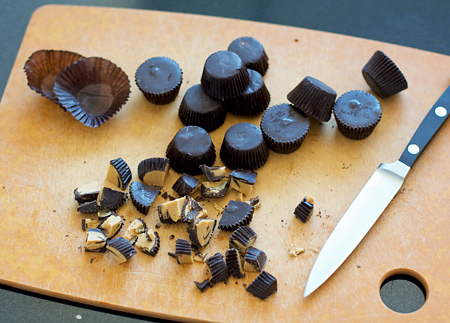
[{"left": 379, "top": 269, "right": 427, "bottom": 314}]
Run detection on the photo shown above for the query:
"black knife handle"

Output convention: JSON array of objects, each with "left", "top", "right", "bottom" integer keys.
[{"left": 399, "top": 85, "right": 450, "bottom": 168}]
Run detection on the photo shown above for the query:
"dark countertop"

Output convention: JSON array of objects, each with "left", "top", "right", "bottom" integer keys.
[{"left": 1, "top": 1, "right": 449, "bottom": 322}]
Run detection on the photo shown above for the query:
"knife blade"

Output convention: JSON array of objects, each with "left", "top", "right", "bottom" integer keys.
[{"left": 304, "top": 84, "right": 450, "bottom": 297}]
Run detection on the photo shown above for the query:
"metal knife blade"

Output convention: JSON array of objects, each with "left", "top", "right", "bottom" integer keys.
[{"left": 304, "top": 84, "right": 450, "bottom": 297}]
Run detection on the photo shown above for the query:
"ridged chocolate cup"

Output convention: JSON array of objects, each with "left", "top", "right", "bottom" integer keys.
[
  {"left": 218, "top": 200, "right": 254, "bottom": 232},
  {"left": 362, "top": 50, "right": 408, "bottom": 98},
  {"left": 287, "top": 76, "right": 337, "bottom": 122},
  {"left": 53, "top": 57, "right": 131, "bottom": 128},
  {"left": 200, "top": 50, "right": 250, "bottom": 99},
  {"left": 227, "top": 36, "right": 269, "bottom": 76},
  {"left": 166, "top": 126, "right": 216, "bottom": 175},
  {"left": 223, "top": 69, "right": 270, "bottom": 117},
  {"left": 24, "top": 49, "right": 85, "bottom": 108},
  {"left": 135, "top": 56, "right": 183, "bottom": 105},
  {"left": 260, "top": 103, "right": 310, "bottom": 154},
  {"left": 333, "top": 90, "right": 382, "bottom": 140},
  {"left": 178, "top": 84, "right": 226, "bottom": 132},
  {"left": 220, "top": 122, "right": 268, "bottom": 171}
]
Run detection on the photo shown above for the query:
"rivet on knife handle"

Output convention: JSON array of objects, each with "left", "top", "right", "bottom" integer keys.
[
  {"left": 304, "top": 84, "right": 450, "bottom": 298},
  {"left": 399, "top": 86, "right": 450, "bottom": 167}
]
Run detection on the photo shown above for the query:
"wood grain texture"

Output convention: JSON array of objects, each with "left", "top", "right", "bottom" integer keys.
[{"left": 1, "top": 5, "right": 450, "bottom": 322}]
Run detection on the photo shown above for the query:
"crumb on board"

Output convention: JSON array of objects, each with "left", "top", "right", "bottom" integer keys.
[
  {"left": 289, "top": 243, "right": 305, "bottom": 257},
  {"left": 308, "top": 247, "right": 319, "bottom": 253}
]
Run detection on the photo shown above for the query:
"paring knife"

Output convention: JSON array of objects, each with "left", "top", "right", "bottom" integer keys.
[{"left": 304, "top": 84, "right": 450, "bottom": 297}]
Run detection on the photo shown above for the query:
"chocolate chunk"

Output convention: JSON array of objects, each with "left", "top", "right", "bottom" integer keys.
[
  {"left": 137, "top": 157, "right": 170, "bottom": 188},
  {"left": 199, "top": 165, "right": 226, "bottom": 182},
  {"left": 218, "top": 200, "right": 254, "bottom": 231},
  {"left": 157, "top": 197, "right": 187, "bottom": 223},
  {"left": 225, "top": 248, "right": 245, "bottom": 278},
  {"left": 129, "top": 181, "right": 160, "bottom": 215},
  {"left": 287, "top": 76, "right": 337, "bottom": 122},
  {"left": 81, "top": 218, "right": 99, "bottom": 232},
  {"left": 74, "top": 182, "right": 101, "bottom": 204},
  {"left": 246, "top": 271, "right": 277, "bottom": 300},
  {"left": 260, "top": 103, "right": 310, "bottom": 154},
  {"left": 229, "top": 169, "right": 257, "bottom": 195},
  {"left": 135, "top": 56, "right": 183, "bottom": 105},
  {"left": 84, "top": 228, "right": 107, "bottom": 253},
  {"left": 244, "top": 247, "right": 267, "bottom": 272},
  {"left": 123, "top": 218, "right": 147, "bottom": 244},
  {"left": 200, "top": 50, "right": 250, "bottom": 99},
  {"left": 106, "top": 237, "right": 137, "bottom": 264},
  {"left": 166, "top": 126, "right": 216, "bottom": 175},
  {"left": 175, "top": 238, "right": 193, "bottom": 264},
  {"left": 194, "top": 279, "right": 210, "bottom": 292},
  {"left": 229, "top": 225, "right": 258, "bottom": 256},
  {"left": 227, "top": 37, "right": 269, "bottom": 76},
  {"left": 362, "top": 50, "right": 408, "bottom": 98},
  {"left": 205, "top": 253, "right": 229, "bottom": 286},
  {"left": 135, "top": 230, "right": 160, "bottom": 257},
  {"left": 201, "top": 180, "right": 229, "bottom": 198},
  {"left": 106, "top": 157, "right": 132, "bottom": 190},
  {"left": 77, "top": 200, "right": 99, "bottom": 213},
  {"left": 97, "top": 213, "right": 123, "bottom": 239},
  {"left": 178, "top": 84, "right": 227, "bottom": 132},
  {"left": 220, "top": 123, "right": 269, "bottom": 171},
  {"left": 188, "top": 218, "right": 217, "bottom": 249},
  {"left": 181, "top": 196, "right": 207, "bottom": 223},
  {"left": 97, "top": 186, "right": 127, "bottom": 210},
  {"left": 294, "top": 194, "right": 314, "bottom": 223},
  {"left": 333, "top": 90, "right": 382, "bottom": 139},
  {"left": 172, "top": 173, "right": 199, "bottom": 196}
]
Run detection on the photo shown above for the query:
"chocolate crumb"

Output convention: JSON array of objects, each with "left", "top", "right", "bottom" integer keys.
[
  {"left": 169, "top": 195, "right": 176, "bottom": 201},
  {"left": 169, "top": 234, "right": 175, "bottom": 240},
  {"left": 155, "top": 222, "right": 162, "bottom": 229},
  {"left": 243, "top": 284, "right": 247, "bottom": 288},
  {"left": 65, "top": 235, "right": 69, "bottom": 237},
  {"left": 294, "top": 39, "right": 299, "bottom": 42},
  {"left": 168, "top": 252, "right": 176, "bottom": 258},
  {"left": 357, "top": 265, "right": 361, "bottom": 269},
  {"left": 195, "top": 196, "right": 206, "bottom": 202},
  {"left": 53, "top": 210, "right": 56, "bottom": 212},
  {"left": 161, "top": 192, "right": 168, "bottom": 199},
  {"left": 90, "top": 258, "right": 94, "bottom": 263}
]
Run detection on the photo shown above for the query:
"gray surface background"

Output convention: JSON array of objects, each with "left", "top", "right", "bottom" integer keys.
[{"left": 1, "top": 0, "right": 449, "bottom": 322}]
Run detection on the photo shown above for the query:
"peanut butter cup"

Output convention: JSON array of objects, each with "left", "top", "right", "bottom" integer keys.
[{"left": 228, "top": 37, "right": 269, "bottom": 76}]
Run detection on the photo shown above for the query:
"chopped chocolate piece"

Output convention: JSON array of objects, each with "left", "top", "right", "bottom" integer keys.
[
  {"left": 155, "top": 222, "right": 162, "bottom": 229},
  {"left": 201, "top": 180, "right": 229, "bottom": 198},
  {"left": 246, "top": 271, "right": 277, "bottom": 300},
  {"left": 194, "top": 279, "right": 210, "bottom": 292},
  {"left": 175, "top": 238, "right": 193, "bottom": 264},
  {"left": 227, "top": 37, "right": 269, "bottom": 76},
  {"left": 77, "top": 200, "right": 99, "bottom": 213},
  {"left": 220, "top": 123, "right": 269, "bottom": 171},
  {"left": 362, "top": 50, "right": 408, "bottom": 98},
  {"left": 135, "top": 230, "right": 160, "bottom": 256},
  {"left": 82, "top": 218, "right": 99, "bottom": 231},
  {"left": 194, "top": 196, "right": 206, "bottom": 202},
  {"left": 135, "top": 56, "right": 183, "bottom": 105},
  {"left": 137, "top": 157, "right": 170, "bottom": 188},
  {"left": 74, "top": 182, "right": 101, "bottom": 204},
  {"left": 225, "top": 248, "right": 245, "bottom": 278},
  {"left": 205, "top": 253, "right": 230, "bottom": 286},
  {"left": 248, "top": 196, "right": 261, "bottom": 208},
  {"left": 294, "top": 194, "right": 314, "bottom": 223},
  {"left": 97, "top": 213, "right": 123, "bottom": 239},
  {"left": 199, "top": 165, "right": 226, "bottom": 182},
  {"left": 193, "top": 252, "right": 208, "bottom": 263},
  {"left": 161, "top": 192, "right": 168, "bottom": 199},
  {"left": 157, "top": 196, "right": 187, "bottom": 223},
  {"left": 169, "top": 234, "right": 175, "bottom": 240},
  {"left": 168, "top": 195, "right": 176, "bottom": 201},
  {"left": 97, "top": 186, "right": 127, "bottom": 210},
  {"left": 172, "top": 174, "right": 199, "bottom": 196},
  {"left": 123, "top": 218, "right": 147, "bottom": 244},
  {"left": 168, "top": 252, "right": 176, "bottom": 258},
  {"left": 229, "top": 169, "right": 257, "bottom": 195},
  {"left": 181, "top": 196, "right": 207, "bottom": 223},
  {"left": 129, "top": 181, "right": 160, "bottom": 215},
  {"left": 244, "top": 247, "right": 267, "bottom": 272},
  {"left": 106, "top": 157, "right": 132, "bottom": 190},
  {"left": 218, "top": 200, "right": 254, "bottom": 231},
  {"left": 188, "top": 218, "right": 217, "bottom": 249},
  {"left": 229, "top": 225, "right": 258, "bottom": 256},
  {"left": 84, "top": 228, "right": 107, "bottom": 252},
  {"left": 97, "top": 208, "right": 113, "bottom": 219},
  {"left": 200, "top": 50, "right": 250, "bottom": 100},
  {"left": 106, "top": 237, "right": 137, "bottom": 264},
  {"left": 166, "top": 126, "right": 216, "bottom": 175}
]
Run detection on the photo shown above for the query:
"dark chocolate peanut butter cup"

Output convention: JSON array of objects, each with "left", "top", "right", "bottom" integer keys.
[
  {"left": 135, "top": 56, "right": 183, "bottom": 105},
  {"left": 287, "top": 76, "right": 336, "bottom": 122},
  {"left": 220, "top": 122, "right": 268, "bottom": 171},
  {"left": 129, "top": 181, "right": 160, "bottom": 215},
  {"left": 246, "top": 271, "right": 277, "bottom": 300},
  {"left": 206, "top": 253, "right": 229, "bottom": 286},
  {"left": 178, "top": 84, "right": 226, "bottom": 132},
  {"left": 166, "top": 126, "right": 216, "bottom": 175},
  {"left": 218, "top": 200, "right": 254, "bottom": 232},
  {"left": 333, "top": 90, "right": 382, "bottom": 140},
  {"left": 228, "top": 36, "right": 269, "bottom": 76},
  {"left": 53, "top": 57, "right": 131, "bottom": 128},
  {"left": 362, "top": 50, "right": 408, "bottom": 98},
  {"left": 223, "top": 69, "right": 270, "bottom": 117},
  {"left": 260, "top": 103, "right": 310, "bottom": 154},
  {"left": 201, "top": 50, "right": 250, "bottom": 99}
]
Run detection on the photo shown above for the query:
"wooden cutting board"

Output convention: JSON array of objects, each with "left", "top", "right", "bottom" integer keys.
[{"left": 1, "top": 5, "right": 450, "bottom": 322}]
